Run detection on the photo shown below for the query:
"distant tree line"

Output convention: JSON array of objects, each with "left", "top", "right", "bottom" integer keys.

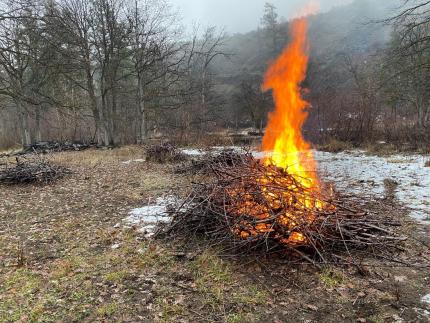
[
  {"left": 1, "top": 0, "right": 429, "bottom": 150},
  {"left": 0, "top": 0, "right": 227, "bottom": 147},
  {"left": 307, "top": 0, "right": 430, "bottom": 147}
]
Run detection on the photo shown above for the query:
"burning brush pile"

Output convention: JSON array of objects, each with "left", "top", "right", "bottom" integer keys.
[
  {"left": 168, "top": 151, "right": 406, "bottom": 264},
  {"left": 165, "top": 15, "right": 406, "bottom": 264}
]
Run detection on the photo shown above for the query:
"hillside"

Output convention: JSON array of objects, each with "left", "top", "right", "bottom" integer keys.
[{"left": 216, "top": 0, "right": 393, "bottom": 76}]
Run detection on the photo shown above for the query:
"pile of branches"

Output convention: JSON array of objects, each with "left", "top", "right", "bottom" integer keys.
[
  {"left": 0, "top": 158, "right": 70, "bottom": 185},
  {"left": 175, "top": 149, "right": 244, "bottom": 174},
  {"left": 166, "top": 153, "right": 406, "bottom": 265},
  {"left": 146, "top": 143, "right": 187, "bottom": 163},
  {"left": 17, "top": 141, "right": 95, "bottom": 155}
]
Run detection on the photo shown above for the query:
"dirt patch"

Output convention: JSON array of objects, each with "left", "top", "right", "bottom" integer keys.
[{"left": 0, "top": 147, "right": 429, "bottom": 322}]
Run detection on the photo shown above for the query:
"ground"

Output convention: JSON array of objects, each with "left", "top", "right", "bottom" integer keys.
[{"left": 0, "top": 147, "right": 429, "bottom": 322}]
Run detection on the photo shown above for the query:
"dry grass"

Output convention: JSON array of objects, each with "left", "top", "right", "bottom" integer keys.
[
  {"left": 425, "top": 160, "right": 430, "bottom": 167},
  {"left": 51, "top": 145, "right": 146, "bottom": 166},
  {"left": 0, "top": 145, "right": 22, "bottom": 156}
]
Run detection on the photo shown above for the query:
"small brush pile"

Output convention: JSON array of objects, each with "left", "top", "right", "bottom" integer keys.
[
  {"left": 175, "top": 149, "right": 244, "bottom": 174},
  {"left": 0, "top": 158, "right": 69, "bottom": 185},
  {"left": 166, "top": 152, "right": 406, "bottom": 265},
  {"left": 146, "top": 143, "right": 187, "bottom": 163}
]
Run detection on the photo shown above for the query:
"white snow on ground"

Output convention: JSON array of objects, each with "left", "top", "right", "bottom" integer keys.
[
  {"left": 181, "top": 146, "right": 249, "bottom": 157},
  {"left": 124, "top": 196, "right": 176, "bottom": 237},
  {"left": 422, "top": 294, "right": 430, "bottom": 304},
  {"left": 181, "top": 149, "right": 203, "bottom": 156},
  {"left": 122, "top": 159, "right": 145, "bottom": 165},
  {"left": 315, "top": 151, "right": 430, "bottom": 223}
]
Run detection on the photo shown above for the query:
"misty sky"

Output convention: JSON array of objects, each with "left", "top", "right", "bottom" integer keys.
[{"left": 169, "top": 0, "right": 355, "bottom": 34}]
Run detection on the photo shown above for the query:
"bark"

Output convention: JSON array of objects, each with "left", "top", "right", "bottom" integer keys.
[
  {"left": 85, "top": 61, "right": 107, "bottom": 146},
  {"left": 16, "top": 100, "right": 31, "bottom": 146},
  {"left": 100, "top": 76, "right": 114, "bottom": 146},
  {"left": 137, "top": 76, "right": 147, "bottom": 144},
  {"left": 109, "top": 77, "right": 117, "bottom": 145},
  {"left": 35, "top": 105, "right": 42, "bottom": 142}
]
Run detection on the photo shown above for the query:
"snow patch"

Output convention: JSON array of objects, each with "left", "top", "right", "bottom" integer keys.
[
  {"left": 124, "top": 196, "right": 175, "bottom": 236},
  {"left": 122, "top": 159, "right": 145, "bottom": 165},
  {"left": 422, "top": 294, "right": 430, "bottom": 305},
  {"left": 316, "top": 151, "right": 430, "bottom": 223},
  {"left": 111, "top": 243, "right": 121, "bottom": 250},
  {"left": 181, "top": 149, "right": 203, "bottom": 156},
  {"left": 181, "top": 146, "right": 248, "bottom": 157}
]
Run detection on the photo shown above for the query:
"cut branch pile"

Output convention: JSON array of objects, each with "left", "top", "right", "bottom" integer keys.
[
  {"left": 175, "top": 149, "right": 244, "bottom": 174},
  {"left": 0, "top": 158, "right": 70, "bottom": 185},
  {"left": 17, "top": 141, "right": 95, "bottom": 155},
  {"left": 166, "top": 152, "right": 406, "bottom": 265},
  {"left": 146, "top": 143, "right": 187, "bottom": 163}
]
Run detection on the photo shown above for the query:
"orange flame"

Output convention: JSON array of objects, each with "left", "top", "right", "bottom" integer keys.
[
  {"left": 261, "top": 15, "right": 318, "bottom": 191},
  {"left": 225, "top": 5, "right": 329, "bottom": 246}
]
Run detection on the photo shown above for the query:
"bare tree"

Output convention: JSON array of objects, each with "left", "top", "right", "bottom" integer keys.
[
  {"left": 261, "top": 2, "right": 280, "bottom": 54},
  {"left": 127, "top": 0, "right": 182, "bottom": 143},
  {"left": 185, "top": 26, "right": 229, "bottom": 132},
  {"left": 233, "top": 77, "right": 269, "bottom": 131},
  {"left": 383, "top": 1, "right": 430, "bottom": 128},
  {"left": 48, "top": 0, "right": 109, "bottom": 144},
  {"left": 0, "top": 1, "right": 49, "bottom": 145}
]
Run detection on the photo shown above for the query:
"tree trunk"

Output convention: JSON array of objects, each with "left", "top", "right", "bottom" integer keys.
[
  {"left": 16, "top": 100, "right": 31, "bottom": 146},
  {"left": 109, "top": 78, "right": 117, "bottom": 146},
  {"left": 85, "top": 65, "right": 108, "bottom": 146},
  {"left": 137, "top": 76, "right": 147, "bottom": 144},
  {"left": 200, "top": 70, "right": 207, "bottom": 132},
  {"left": 35, "top": 105, "right": 42, "bottom": 142},
  {"left": 100, "top": 78, "right": 114, "bottom": 146}
]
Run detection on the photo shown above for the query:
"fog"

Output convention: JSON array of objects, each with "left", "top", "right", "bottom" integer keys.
[{"left": 169, "top": 0, "right": 355, "bottom": 33}]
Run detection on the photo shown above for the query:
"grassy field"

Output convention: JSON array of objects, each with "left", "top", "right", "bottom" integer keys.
[{"left": 1, "top": 147, "right": 429, "bottom": 322}]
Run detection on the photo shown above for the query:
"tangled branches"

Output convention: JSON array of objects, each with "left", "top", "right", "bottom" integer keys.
[
  {"left": 146, "top": 143, "right": 187, "bottom": 163},
  {"left": 166, "top": 152, "right": 406, "bottom": 265},
  {"left": 175, "top": 149, "right": 245, "bottom": 174},
  {"left": 0, "top": 158, "right": 70, "bottom": 185}
]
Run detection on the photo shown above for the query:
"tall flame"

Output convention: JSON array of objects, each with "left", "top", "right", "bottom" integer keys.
[
  {"left": 226, "top": 7, "right": 328, "bottom": 245},
  {"left": 261, "top": 15, "right": 318, "bottom": 190}
]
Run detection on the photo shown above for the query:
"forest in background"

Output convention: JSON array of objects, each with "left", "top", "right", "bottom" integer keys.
[{"left": 0, "top": 0, "right": 429, "bottom": 149}]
